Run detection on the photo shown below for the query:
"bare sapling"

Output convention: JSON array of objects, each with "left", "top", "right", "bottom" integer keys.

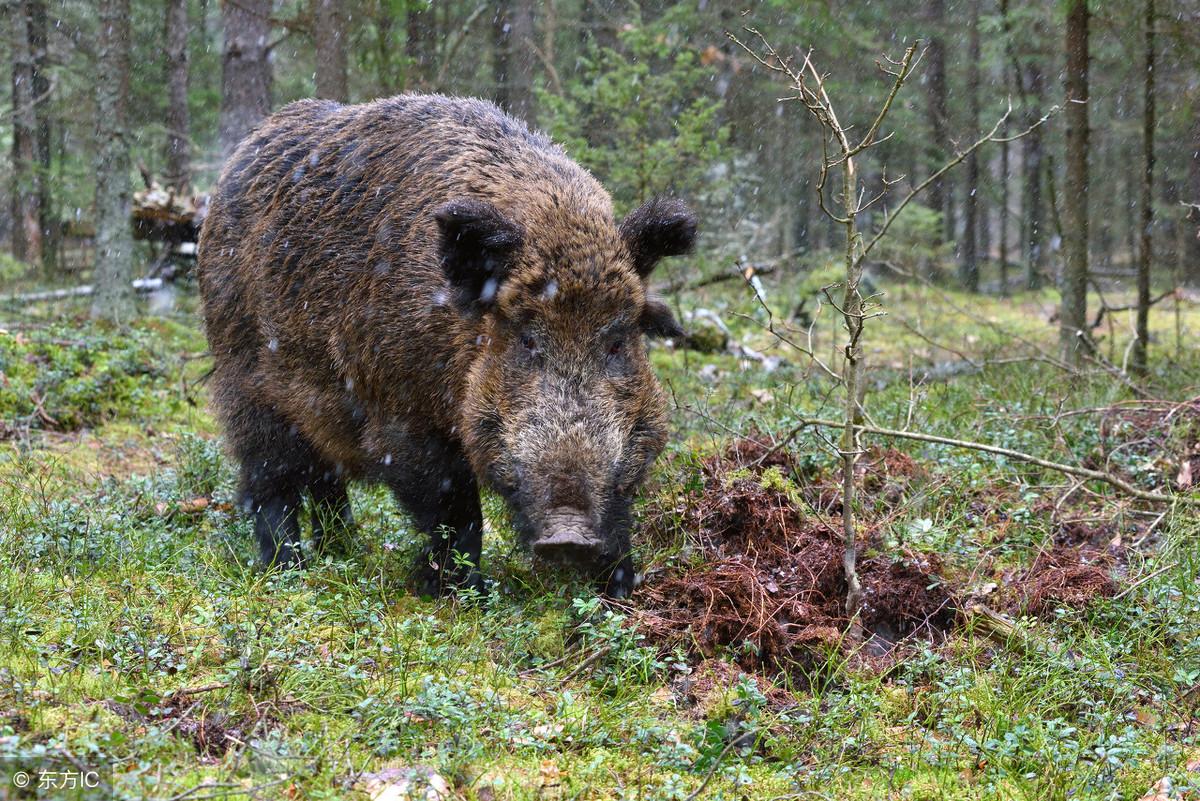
[{"left": 731, "top": 29, "right": 1055, "bottom": 623}]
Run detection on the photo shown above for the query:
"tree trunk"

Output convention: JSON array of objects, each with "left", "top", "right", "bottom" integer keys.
[
  {"left": 1060, "top": 0, "right": 1090, "bottom": 364},
  {"left": 164, "top": 0, "right": 191, "bottom": 195},
  {"left": 1133, "top": 0, "right": 1154, "bottom": 374},
  {"left": 218, "top": 0, "right": 272, "bottom": 161},
  {"left": 998, "top": 0, "right": 1011, "bottom": 295},
  {"left": 835, "top": 141, "right": 865, "bottom": 624},
  {"left": 1023, "top": 62, "right": 1046, "bottom": 289},
  {"left": 1124, "top": 144, "right": 1137, "bottom": 270},
  {"left": 1096, "top": 135, "right": 1114, "bottom": 270},
  {"left": 541, "top": 0, "right": 558, "bottom": 95},
  {"left": 28, "top": 0, "right": 54, "bottom": 274},
  {"left": 923, "top": 0, "right": 953, "bottom": 248},
  {"left": 960, "top": 0, "right": 981, "bottom": 291},
  {"left": 9, "top": 1, "right": 40, "bottom": 265},
  {"left": 493, "top": 0, "right": 537, "bottom": 125},
  {"left": 979, "top": 190, "right": 990, "bottom": 269},
  {"left": 91, "top": 0, "right": 135, "bottom": 323},
  {"left": 1187, "top": 95, "right": 1200, "bottom": 286},
  {"left": 313, "top": 0, "right": 348, "bottom": 102}
]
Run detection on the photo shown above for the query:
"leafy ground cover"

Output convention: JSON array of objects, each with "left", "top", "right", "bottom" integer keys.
[{"left": 1, "top": 275, "right": 1198, "bottom": 800}]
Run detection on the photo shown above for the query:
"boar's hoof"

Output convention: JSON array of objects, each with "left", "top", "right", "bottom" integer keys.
[
  {"left": 261, "top": 544, "right": 305, "bottom": 571},
  {"left": 602, "top": 559, "right": 637, "bottom": 599},
  {"left": 533, "top": 509, "right": 605, "bottom": 566}
]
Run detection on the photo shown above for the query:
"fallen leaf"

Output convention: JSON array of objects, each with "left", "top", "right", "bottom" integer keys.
[
  {"left": 1177, "top": 459, "right": 1194, "bottom": 489},
  {"left": 538, "top": 760, "right": 561, "bottom": 789},
  {"left": 1167, "top": 720, "right": 1200, "bottom": 733},
  {"left": 356, "top": 766, "right": 449, "bottom": 801},
  {"left": 1137, "top": 777, "right": 1173, "bottom": 801},
  {"left": 532, "top": 723, "right": 564, "bottom": 740},
  {"left": 970, "top": 582, "right": 998, "bottom": 598},
  {"left": 178, "top": 497, "right": 210, "bottom": 514}
]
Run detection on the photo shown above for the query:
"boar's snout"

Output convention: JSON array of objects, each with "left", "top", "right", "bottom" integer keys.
[{"left": 533, "top": 507, "right": 606, "bottom": 566}]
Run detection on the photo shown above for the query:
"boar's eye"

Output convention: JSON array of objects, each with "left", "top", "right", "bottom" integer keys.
[
  {"left": 520, "top": 332, "right": 539, "bottom": 355},
  {"left": 605, "top": 336, "right": 632, "bottom": 372}
]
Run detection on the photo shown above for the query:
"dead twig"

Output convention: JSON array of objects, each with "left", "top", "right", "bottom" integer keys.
[
  {"left": 857, "top": 102, "right": 1062, "bottom": 271},
  {"left": 162, "top": 682, "right": 230, "bottom": 702},
  {"left": 684, "top": 729, "right": 756, "bottom": 801},
  {"left": 771, "top": 417, "right": 1198, "bottom": 507},
  {"left": 559, "top": 645, "right": 613, "bottom": 684},
  {"left": 660, "top": 262, "right": 779, "bottom": 294},
  {"left": 1113, "top": 561, "right": 1177, "bottom": 600}
]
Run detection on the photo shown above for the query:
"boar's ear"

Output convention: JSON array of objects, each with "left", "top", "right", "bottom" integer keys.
[
  {"left": 640, "top": 296, "right": 684, "bottom": 339},
  {"left": 619, "top": 196, "right": 697, "bottom": 279},
  {"left": 434, "top": 199, "right": 524, "bottom": 313}
]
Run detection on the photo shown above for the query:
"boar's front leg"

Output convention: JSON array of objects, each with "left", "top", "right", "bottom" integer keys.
[
  {"left": 309, "top": 474, "right": 355, "bottom": 557},
  {"left": 389, "top": 438, "right": 485, "bottom": 596},
  {"left": 600, "top": 505, "right": 636, "bottom": 599}
]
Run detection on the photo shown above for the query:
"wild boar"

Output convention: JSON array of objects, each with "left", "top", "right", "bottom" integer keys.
[{"left": 197, "top": 94, "right": 695, "bottom": 597}]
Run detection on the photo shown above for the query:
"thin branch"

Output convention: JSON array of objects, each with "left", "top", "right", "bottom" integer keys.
[
  {"left": 856, "top": 101, "right": 1059, "bottom": 270},
  {"left": 1113, "top": 561, "right": 1177, "bottom": 599},
  {"left": 852, "top": 43, "right": 923, "bottom": 154},
  {"left": 658, "top": 260, "right": 780, "bottom": 294},
  {"left": 559, "top": 645, "right": 613, "bottom": 683},
  {"left": 775, "top": 418, "right": 1198, "bottom": 507}
]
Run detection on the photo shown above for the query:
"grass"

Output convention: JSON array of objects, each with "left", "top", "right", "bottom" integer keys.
[{"left": 0, "top": 267, "right": 1198, "bottom": 800}]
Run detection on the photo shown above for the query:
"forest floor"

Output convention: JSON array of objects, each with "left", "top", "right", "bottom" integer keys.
[{"left": 1, "top": 269, "right": 1200, "bottom": 800}]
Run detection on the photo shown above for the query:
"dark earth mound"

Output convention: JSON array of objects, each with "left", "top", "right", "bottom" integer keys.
[
  {"left": 634, "top": 439, "right": 957, "bottom": 674},
  {"left": 1021, "top": 544, "right": 1118, "bottom": 616}
]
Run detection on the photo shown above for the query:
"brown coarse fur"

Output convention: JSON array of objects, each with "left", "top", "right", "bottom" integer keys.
[{"left": 197, "top": 94, "right": 695, "bottom": 596}]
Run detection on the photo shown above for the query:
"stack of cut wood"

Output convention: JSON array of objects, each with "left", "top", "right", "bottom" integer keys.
[{"left": 131, "top": 182, "right": 208, "bottom": 244}]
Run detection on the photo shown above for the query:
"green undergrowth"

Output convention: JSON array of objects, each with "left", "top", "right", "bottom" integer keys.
[
  {"left": 0, "top": 316, "right": 206, "bottom": 436},
  {"left": 0, "top": 281, "right": 1198, "bottom": 800}
]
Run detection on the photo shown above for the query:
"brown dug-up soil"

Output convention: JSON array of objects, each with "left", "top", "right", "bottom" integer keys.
[
  {"left": 1019, "top": 544, "right": 1118, "bottom": 617},
  {"left": 634, "top": 439, "right": 957, "bottom": 674}
]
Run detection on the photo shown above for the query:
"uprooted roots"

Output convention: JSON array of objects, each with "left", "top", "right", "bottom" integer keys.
[
  {"left": 1021, "top": 546, "right": 1118, "bottom": 616},
  {"left": 634, "top": 439, "right": 957, "bottom": 673}
]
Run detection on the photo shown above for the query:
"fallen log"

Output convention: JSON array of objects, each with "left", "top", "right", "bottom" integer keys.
[
  {"left": 658, "top": 260, "right": 780, "bottom": 294},
  {"left": 2, "top": 278, "right": 164, "bottom": 304}
]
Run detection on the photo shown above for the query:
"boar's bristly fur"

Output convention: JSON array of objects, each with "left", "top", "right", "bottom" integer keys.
[{"left": 197, "top": 94, "right": 695, "bottom": 597}]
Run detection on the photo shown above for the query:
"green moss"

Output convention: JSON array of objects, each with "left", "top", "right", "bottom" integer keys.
[{"left": 0, "top": 321, "right": 192, "bottom": 432}]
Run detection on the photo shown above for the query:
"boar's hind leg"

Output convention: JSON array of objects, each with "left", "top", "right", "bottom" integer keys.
[
  {"left": 244, "top": 479, "right": 304, "bottom": 569},
  {"left": 309, "top": 475, "right": 355, "bottom": 557},
  {"left": 390, "top": 441, "right": 485, "bottom": 597}
]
